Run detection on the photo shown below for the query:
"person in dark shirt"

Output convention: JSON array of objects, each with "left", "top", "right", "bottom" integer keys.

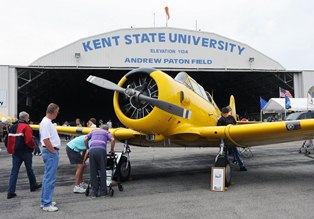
[
  {"left": 3, "top": 122, "right": 9, "bottom": 144},
  {"left": 217, "top": 107, "right": 247, "bottom": 171},
  {"left": 84, "top": 125, "right": 115, "bottom": 197},
  {"left": 217, "top": 107, "right": 236, "bottom": 126}
]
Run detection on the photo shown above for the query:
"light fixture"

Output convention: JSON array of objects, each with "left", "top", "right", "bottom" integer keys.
[
  {"left": 249, "top": 57, "right": 254, "bottom": 63},
  {"left": 75, "top": 53, "right": 81, "bottom": 59}
]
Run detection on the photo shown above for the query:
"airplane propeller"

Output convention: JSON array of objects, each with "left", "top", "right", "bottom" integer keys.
[
  {"left": 86, "top": 75, "right": 125, "bottom": 93},
  {"left": 86, "top": 75, "right": 192, "bottom": 119}
]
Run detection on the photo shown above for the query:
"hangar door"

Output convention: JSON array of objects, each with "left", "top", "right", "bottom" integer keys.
[{"left": 17, "top": 67, "right": 294, "bottom": 125}]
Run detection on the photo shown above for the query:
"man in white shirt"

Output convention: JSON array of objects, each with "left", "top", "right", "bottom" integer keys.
[{"left": 40, "top": 103, "right": 61, "bottom": 212}]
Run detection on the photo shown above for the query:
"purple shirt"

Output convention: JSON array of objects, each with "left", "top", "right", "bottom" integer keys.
[{"left": 86, "top": 129, "right": 112, "bottom": 151}]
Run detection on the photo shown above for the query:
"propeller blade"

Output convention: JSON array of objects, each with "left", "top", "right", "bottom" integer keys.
[
  {"left": 139, "top": 94, "right": 192, "bottom": 119},
  {"left": 86, "top": 75, "right": 192, "bottom": 119},
  {"left": 86, "top": 75, "right": 125, "bottom": 93}
]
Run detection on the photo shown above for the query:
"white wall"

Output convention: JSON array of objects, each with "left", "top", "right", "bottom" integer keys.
[
  {"left": 302, "top": 71, "right": 314, "bottom": 97},
  {"left": 0, "top": 65, "right": 17, "bottom": 118},
  {"left": 293, "top": 72, "right": 303, "bottom": 98},
  {"left": 294, "top": 70, "right": 314, "bottom": 98}
]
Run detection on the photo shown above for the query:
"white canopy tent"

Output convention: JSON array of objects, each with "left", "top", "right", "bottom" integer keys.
[{"left": 262, "top": 98, "right": 314, "bottom": 113}]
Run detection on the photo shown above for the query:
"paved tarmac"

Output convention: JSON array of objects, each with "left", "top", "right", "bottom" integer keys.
[{"left": 0, "top": 140, "right": 314, "bottom": 219}]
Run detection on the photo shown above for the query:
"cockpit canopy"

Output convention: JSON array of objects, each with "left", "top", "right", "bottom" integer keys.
[{"left": 174, "top": 72, "right": 214, "bottom": 104}]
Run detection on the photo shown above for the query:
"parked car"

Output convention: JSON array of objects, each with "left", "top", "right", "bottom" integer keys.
[{"left": 286, "top": 111, "right": 314, "bottom": 120}]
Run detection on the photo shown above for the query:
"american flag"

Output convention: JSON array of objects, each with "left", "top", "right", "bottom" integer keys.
[{"left": 279, "top": 87, "right": 293, "bottom": 98}]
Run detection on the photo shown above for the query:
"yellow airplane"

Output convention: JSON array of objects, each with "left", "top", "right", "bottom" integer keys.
[
  {"left": 0, "top": 116, "right": 17, "bottom": 124},
  {"left": 30, "top": 68, "right": 314, "bottom": 185}
]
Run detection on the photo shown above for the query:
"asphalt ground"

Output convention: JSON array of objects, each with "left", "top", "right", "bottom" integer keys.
[{"left": 1, "top": 140, "right": 314, "bottom": 219}]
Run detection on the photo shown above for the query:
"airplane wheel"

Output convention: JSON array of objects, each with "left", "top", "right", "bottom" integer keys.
[
  {"left": 215, "top": 155, "right": 231, "bottom": 187},
  {"left": 116, "top": 157, "right": 131, "bottom": 182},
  {"left": 109, "top": 187, "right": 114, "bottom": 197}
]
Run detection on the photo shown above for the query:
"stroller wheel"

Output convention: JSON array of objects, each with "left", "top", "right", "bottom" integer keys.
[
  {"left": 118, "top": 184, "right": 124, "bottom": 192},
  {"left": 109, "top": 187, "right": 114, "bottom": 197}
]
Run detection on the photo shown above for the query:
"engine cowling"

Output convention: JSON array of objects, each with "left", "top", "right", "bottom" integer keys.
[{"left": 113, "top": 68, "right": 179, "bottom": 134}]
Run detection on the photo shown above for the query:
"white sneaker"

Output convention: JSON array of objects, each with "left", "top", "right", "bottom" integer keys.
[
  {"left": 79, "top": 182, "right": 88, "bottom": 189},
  {"left": 42, "top": 205, "right": 58, "bottom": 212},
  {"left": 40, "top": 201, "right": 56, "bottom": 209},
  {"left": 73, "top": 185, "right": 86, "bottom": 193}
]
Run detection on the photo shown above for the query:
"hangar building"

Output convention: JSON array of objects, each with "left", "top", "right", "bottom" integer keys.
[{"left": 1, "top": 27, "right": 313, "bottom": 124}]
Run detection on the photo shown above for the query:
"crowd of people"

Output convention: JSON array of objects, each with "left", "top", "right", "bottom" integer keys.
[
  {"left": 1, "top": 103, "right": 248, "bottom": 212},
  {"left": 3, "top": 103, "right": 116, "bottom": 212},
  {"left": 61, "top": 118, "right": 113, "bottom": 129},
  {"left": 60, "top": 118, "right": 114, "bottom": 142}
]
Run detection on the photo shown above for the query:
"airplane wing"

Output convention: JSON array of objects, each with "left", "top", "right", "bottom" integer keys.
[
  {"left": 31, "top": 119, "right": 314, "bottom": 148},
  {"left": 236, "top": 121, "right": 260, "bottom": 125},
  {"left": 189, "top": 119, "right": 314, "bottom": 147},
  {"left": 30, "top": 125, "right": 145, "bottom": 141}
]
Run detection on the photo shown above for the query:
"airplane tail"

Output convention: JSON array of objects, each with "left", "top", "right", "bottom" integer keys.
[{"left": 228, "top": 95, "right": 238, "bottom": 121}]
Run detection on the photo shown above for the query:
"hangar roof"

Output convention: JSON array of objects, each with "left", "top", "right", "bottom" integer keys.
[{"left": 30, "top": 27, "right": 285, "bottom": 71}]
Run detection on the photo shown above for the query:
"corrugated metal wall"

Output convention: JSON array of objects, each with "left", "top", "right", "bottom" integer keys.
[{"left": 0, "top": 66, "right": 18, "bottom": 118}]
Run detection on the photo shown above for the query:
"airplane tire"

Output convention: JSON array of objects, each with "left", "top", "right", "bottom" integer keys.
[
  {"left": 109, "top": 187, "right": 114, "bottom": 197},
  {"left": 115, "top": 157, "right": 131, "bottom": 182},
  {"left": 214, "top": 155, "right": 231, "bottom": 187}
]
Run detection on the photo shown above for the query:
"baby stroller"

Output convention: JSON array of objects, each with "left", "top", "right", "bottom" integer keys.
[{"left": 85, "top": 153, "right": 124, "bottom": 197}]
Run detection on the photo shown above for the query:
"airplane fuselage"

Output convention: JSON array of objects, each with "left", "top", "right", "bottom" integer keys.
[{"left": 113, "top": 69, "right": 220, "bottom": 139}]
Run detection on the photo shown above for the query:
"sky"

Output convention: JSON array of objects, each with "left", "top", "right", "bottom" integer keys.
[{"left": 1, "top": 0, "right": 314, "bottom": 70}]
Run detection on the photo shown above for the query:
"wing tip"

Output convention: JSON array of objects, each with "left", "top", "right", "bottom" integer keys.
[{"left": 86, "top": 75, "right": 95, "bottom": 82}]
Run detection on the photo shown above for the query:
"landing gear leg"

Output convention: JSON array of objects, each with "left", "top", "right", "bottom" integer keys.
[
  {"left": 214, "top": 139, "right": 231, "bottom": 187},
  {"left": 115, "top": 140, "right": 131, "bottom": 182}
]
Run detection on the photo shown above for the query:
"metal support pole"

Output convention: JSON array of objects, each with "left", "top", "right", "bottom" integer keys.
[{"left": 219, "top": 139, "right": 225, "bottom": 155}]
